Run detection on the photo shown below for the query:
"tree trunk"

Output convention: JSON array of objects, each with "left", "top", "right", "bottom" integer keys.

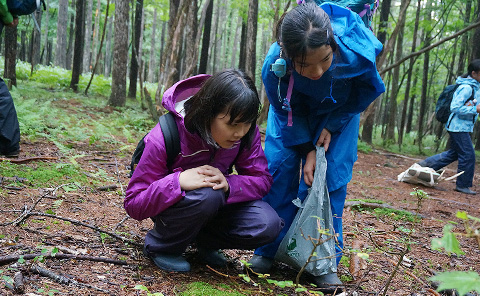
[
  {"left": 70, "top": 0, "right": 85, "bottom": 91},
  {"left": 238, "top": 19, "right": 246, "bottom": 71},
  {"left": 92, "top": 0, "right": 101, "bottom": 71},
  {"left": 104, "top": 15, "right": 113, "bottom": 77},
  {"left": 211, "top": 0, "right": 222, "bottom": 73},
  {"left": 128, "top": 0, "right": 143, "bottom": 98},
  {"left": 398, "top": 0, "right": 421, "bottom": 146},
  {"left": 417, "top": 2, "right": 433, "bottom": 150},
  {"left": 457, "top": 0, "right": 473, "bottom": 77},
  {"left": 30, "top": 10, "right": 43, "bottom": 69},
  {"left": 245, "top": 0, "right": 258, "bottom": 79},
  {"left": 66, "top": 0, "right": 76, "bottom": 70},
  {"left": 55, "top": 0, "right": 69, "bottom": 68},
  {"left": 4, "top": 26, "right": 17, "bottom": 87},
  {"left": 83, "top": 0, "right": 93, "bottom": 72},
  {"left": 41, "top": 0, "right": 50, "bottom": 65},
  {"left": 181, "top": 0, "right": 197, "bottom": 79},
  {"left": 147, "top": 8, "right": 157, "bottom": 82},
  {"left": 20, "top": 30, "right": 26, "bottom": 61},
  {"left": 198, "top": 0, "right": 213, "bottom": 74},
  {"left": 109, "top": 0, "right": 129, "bottom": 106},
  {"left": 471, "top": 0, "right": 480, "bottom": 60}
]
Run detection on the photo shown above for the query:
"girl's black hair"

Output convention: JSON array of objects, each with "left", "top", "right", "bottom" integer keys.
[
  {"left": 276, "top": 2, "right": 337, "bottom": 64},
  {"left": 184, "top": 69, "right": 260, "bottom": 149},
  {"left": 462, "top": 59, "right": 480, "bottom": 78}
]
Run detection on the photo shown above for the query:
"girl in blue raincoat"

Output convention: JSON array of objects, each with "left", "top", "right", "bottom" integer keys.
[{"left": 249, "top": 2, "right": 385, "bottom": 290}]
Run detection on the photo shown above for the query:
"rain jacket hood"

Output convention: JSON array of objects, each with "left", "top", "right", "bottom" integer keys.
[{"left": 124, "top": 75, "right": 273, "bottom": 221}]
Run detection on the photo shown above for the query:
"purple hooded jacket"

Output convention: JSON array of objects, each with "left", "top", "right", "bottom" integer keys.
[{"left": 124, "top": 74, "right": 273, "bottom": 221}]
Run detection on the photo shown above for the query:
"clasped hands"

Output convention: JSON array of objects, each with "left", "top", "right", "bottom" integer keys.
[
  {"left": 179, "top": 165, "right": 229, "bottom": 192},
  {"left": 304, "top": 128, "right": 331, "bottom": 187}
]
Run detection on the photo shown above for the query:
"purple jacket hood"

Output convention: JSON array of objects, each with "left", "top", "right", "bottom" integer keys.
[{"left": 124, "top": 75, "right": 273, "bottom": 221}]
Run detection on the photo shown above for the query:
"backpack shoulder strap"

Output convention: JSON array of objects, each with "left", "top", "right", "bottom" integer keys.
[{"left": 159, "top": 112, "right": 180, "bottom": 168}]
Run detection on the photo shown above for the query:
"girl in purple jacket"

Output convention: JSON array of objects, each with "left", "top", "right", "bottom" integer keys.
[{"left": 125, "top": 69, "right": 283, "bottom": 272}]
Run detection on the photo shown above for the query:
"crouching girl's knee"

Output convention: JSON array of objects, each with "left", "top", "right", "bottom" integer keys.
[{"left": 185, "top": 187, "right": 226, "bottom": 217}]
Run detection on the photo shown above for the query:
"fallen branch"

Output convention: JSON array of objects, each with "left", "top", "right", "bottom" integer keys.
[
  {"left": 0, "top": 252, "right": 128, "bottom": 266},
  {"left": 344, "top": 201, "right": 423, "bottom": 218},
  {"left": 16, "top": 212, "right": 142, "bottom": 247},
  {"left": 30, "top": 264, "right": 110, "bottom": 293},
  {"left": 0, "top": 156, "right": 58, "bottom": 164},
  {"left": 13, "top": 271, "right": 24, "bottom": 294}
]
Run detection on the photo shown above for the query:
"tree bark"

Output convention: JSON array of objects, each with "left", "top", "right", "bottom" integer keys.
[
  {"left": 245, "top": 0, "right": 258, "bottom": 79},
  {"left": 128, "top": 0, "right": 143, "bottom": 98},
  {"left": 198, "top": 0, "right": 213, "bottom": 74},
  {"left": 30, "top": 10, "right": 43, "bottom": 70},
  {"left": 109, "top": 0, "right": 129, "bottom": 106},
  {"left": 471, "top": 0, "right": 480, "bottom": 60},
  {"left": 147, "top": 8, "right": 157, "bottom": 82},
  {"left": 457, "top": 0, "right": 473, "bottom": 77},
  {"left": 66, "top": 0, "right": 76, "bottom": 70},
  {"left": 55, "top": 0, "right": 69, "bottom": 68},
  {"left": 70, "top": 0, "right": 85, "bottom": 92},
  {"left": 92, "top": 0, "right": 101, "bottom": 71},
  {"left": 41, "top": 0, "right": 50, "bottom": 65},
  {"left": 4, "top": 26, "right": 17, "bottom": 87},
  {"left": 83, "top": 0, "right": 93, "bottom": 72},
  {"left": 104, "top": 15, "right": 113, "bottom": 77}
]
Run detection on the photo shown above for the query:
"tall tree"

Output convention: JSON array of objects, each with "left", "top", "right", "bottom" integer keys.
[
  {"left": 109, "top": 0, "right": 129, "bottom": 106},
  {"left": 4, "top": 26, "right": 17, "bottom": 87},
  {"left": 457, "top": 0, "right": 474, "bottom": 76},
  {"left": 104, "top": 15, "right": 113, "bottom": 76},
  {"left": 147, "top": 8, "right": 158, "bottom": 82},
  {"left": 55, "top": 0, "right": 69, "bottom": 68},
  {"left": 128, "top": 0, "right": 143, "bottom": 98},
  {"left": 41, "top": 0, "right": 50, "bottom": 65},
  {"left": 70, "top": 0, "right": 85, "bottom": 91},
  {"left": 66, "top": 0, "right": 76, "bottom": 70},
  {"left": 30, "top": 10, "right": 43, "bottom": 69},
  {"left": 83, "top": 0, "right": 93, "bottom": 72},
  {"left": 91, "top": 0, "right": 102, "bottom": 70},
  {"left": 245, "top": 0, "right": 258, "bottom": 79},
  {"left": 198, "top": 0, "right": 213, "bottom": 74},
  {"left": 472, "top": 0, "right": 480, "bottom": 59}
]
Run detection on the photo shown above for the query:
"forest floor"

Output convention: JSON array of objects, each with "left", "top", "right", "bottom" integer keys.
[{"left": 1, "top": 135, "right": 480, "bottom": 296}]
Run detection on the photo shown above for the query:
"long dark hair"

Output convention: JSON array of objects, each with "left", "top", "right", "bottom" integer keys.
[
  {"left": 184, "top": 69, "right": 260, "bottom": 148},
  {"left": 276, "top": 2, "right": 337, "bottom": 63},
  {"left": 461, "top": 59, "right": 480, "bottom": 78}
]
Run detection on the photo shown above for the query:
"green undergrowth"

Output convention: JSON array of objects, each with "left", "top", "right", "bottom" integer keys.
[{"left": 179, "top": 282, "right": 246, "bottom": 296}]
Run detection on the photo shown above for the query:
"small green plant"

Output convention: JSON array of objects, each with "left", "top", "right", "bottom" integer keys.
[
  {"left": 410, "top": 187, "right": 429, "bottom": 212},
  {"left": 134, "top": 284, "right": 165, "bottom": 296}
]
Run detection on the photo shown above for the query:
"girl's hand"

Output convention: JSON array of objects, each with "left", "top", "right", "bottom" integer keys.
[
  {"left": 304, "top": 150, "right": 316, "bottom": 186},
  {"left": 476, "top": 104, "right": 480, "bottom": 113},
  {"left": 316, "top": 128, "right": 331, "bottom": 152},
  {"left": 179, "top": 165, "right": 229, "bottom": 192}
]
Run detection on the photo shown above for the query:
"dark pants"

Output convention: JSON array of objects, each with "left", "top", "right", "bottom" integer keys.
[
  {"left": 144, "top": 187, "right": 284, "bottom": 255},
  {"left": 418, "top": 131, "right": 475, "bottom": 188},
  {"left": 0, "top": 78, "right": 20, "bottom": 155}
]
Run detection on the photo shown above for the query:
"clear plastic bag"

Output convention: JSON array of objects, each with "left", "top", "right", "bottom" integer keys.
[{"left": 275, "top": 146, "right": 337, "bottom": 276}]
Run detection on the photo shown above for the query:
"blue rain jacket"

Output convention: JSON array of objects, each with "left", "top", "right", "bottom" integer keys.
[
  {"left": 262, "top": 3, "right": 385, "bottom": 149},
  {"left": 446, "top": 76, "right": 479, "bottom": 133}
]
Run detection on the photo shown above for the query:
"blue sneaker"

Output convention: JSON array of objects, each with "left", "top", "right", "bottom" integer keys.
[{"left": 143, "top": 247, "right": 190, "bottom": 272}]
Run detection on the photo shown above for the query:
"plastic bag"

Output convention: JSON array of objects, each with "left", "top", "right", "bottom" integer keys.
[
  {"left": 275, "top": 146, "right": 337, "bottom": 276},
  {"left": 397, "top": 163, "right": 442, "bottom": 187}
]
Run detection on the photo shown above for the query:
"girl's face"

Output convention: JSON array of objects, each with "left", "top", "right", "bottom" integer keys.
[
  {"left": 472, "top": 70, "right": 480, "bottom": 83},
  {"left": 293, "top": 45, "right": 333, "bottom": 80},
  {"left": 211, "top": 112, "right": 251, "bottom": 148}
]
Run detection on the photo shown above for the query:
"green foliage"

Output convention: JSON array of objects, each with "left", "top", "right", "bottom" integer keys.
[
  {"left": 430, "top": 271, "right": 480, "bottom": 296},
  {"left": 357, "top": 140, "right": 372, "bottom": 153},
  {"left": 431, "top": 224, "right": 465, "bottom": 256},
  {"left": 0, "top": 161, "right": 91, "bottom": 187},
  {"left": 179, "top": 282, "right": 245, "bottom": 296},
  {"left": 134, "top": 284, "right": 165, "bottom": 296}
]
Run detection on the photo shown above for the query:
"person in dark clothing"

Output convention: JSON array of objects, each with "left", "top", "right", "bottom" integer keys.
[{"left": 0, "top": 0, "right": 20, "bottom": 157}]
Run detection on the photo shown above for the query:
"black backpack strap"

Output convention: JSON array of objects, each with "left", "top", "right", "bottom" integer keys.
[{"left": 159, "top": 112, "right": 180, "bottom": 169}]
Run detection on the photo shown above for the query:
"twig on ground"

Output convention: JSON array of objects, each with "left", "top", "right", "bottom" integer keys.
[
  {"left": 30, "top": 264, "right": 110, "bottom": 293},
  {"left": 13, "top": 271, "right": 24, "bottom": 294},
  {"left": 0, "top": 252, "right": 128, "bottom": 266},
  {"left": 0, "top": 156, "right": 58, "bottom": 164}
]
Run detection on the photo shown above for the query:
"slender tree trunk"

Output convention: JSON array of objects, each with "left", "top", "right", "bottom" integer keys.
[
  {"left": 245, "top": 0, "right": 258, "bottom": 79},
  {"left": 66, "top": 0, "right": 76, "bottom": 70},
  {"left": 20, "top": 30, "right": 26, "bottom": 61},
  {"left": 198, "top": 0, "right": 213, "bottom": 74},
  {"left": 238, "top": 19, "right": 247, "bottom": 72},
  {"left": 83, "top": 0, "right": 93, "bottom": 72},
  {"left": 128, "top": 0, "right": 143, "bottom": 98},
  {"left": 41, "top": 0, "right": 49, "bottom": 65},
  {"left": 457, "top": 0, "right": 473, "bottom": 77},
  {"left": 399, "top": 0, "right": 421, "bottom": 146},
  {"left": 92, "top": 0, "right": 101, "bottom": 71},
  {"left": 4, "top": 26, "right": 17, "bottom": 87},
  {"left": 55, "top": 0, "right": 69, "bottom": 68},
  {"left": 181, "top": 0, "right": 198, "bottom": 79},
  {"left": 31, "top": 10, "right": 43, "bottom": 70},
  {"left": 70, "top": 0, "right": 85, "bottom": 91},
  {"left": 147, "top": 8, "right": 157, "bottom": 82},
  {"left": 109, "top": 0, "right": 129, "bottom": 106},
  {"left": 104, "top": 15, "right": 113, "bottom": 76},
  {"left": 211, "top": 0, "right": 222, "bottom": 73},
  {"left": 229, "top": 15, "right": 242, "bottom": 68},
  {"left": 471, "top": 0, "right": 480, "bottom": 60}
]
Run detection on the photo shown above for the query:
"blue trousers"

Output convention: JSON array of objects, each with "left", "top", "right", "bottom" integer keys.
[
  {"left": 255, "top": 108, "right": 359, "bottom": 266},
  {"left": 0, "top": 78, "right": 20, "bottom": 155},
  {"left": 144, "top": 187, "right": 284, "bottom": 255},
  {"left": 419, "top": 132, "right": 475, "bottom": 188}
]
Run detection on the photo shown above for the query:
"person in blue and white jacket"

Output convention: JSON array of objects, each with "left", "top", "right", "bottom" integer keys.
[
  {"left": 248, "top": 1, "right": 385, "bottom": 290},
  {"left": 419, "top": 59, "right": 480, "bottom": 195}
]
